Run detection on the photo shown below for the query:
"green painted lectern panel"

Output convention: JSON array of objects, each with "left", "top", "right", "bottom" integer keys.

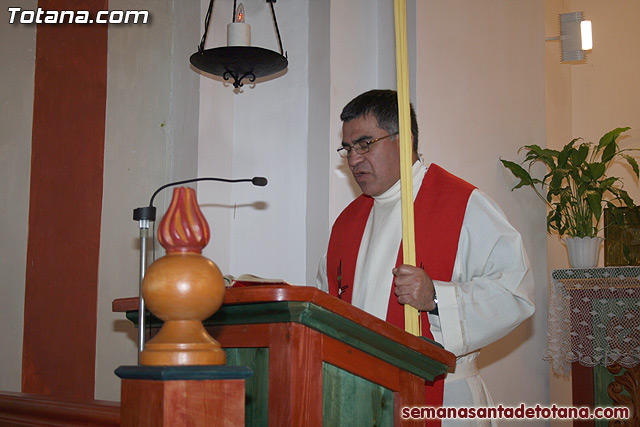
[
  {"left": 225, "top": 348, "right": 269, "bottom": 427},
  {"left": 323, "top": 362, "right": 394, "bottom": 427}
]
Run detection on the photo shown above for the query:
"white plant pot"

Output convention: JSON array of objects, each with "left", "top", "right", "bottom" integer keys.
[{"left": 563, "top": 236, "right": 603, "bottom": 268}]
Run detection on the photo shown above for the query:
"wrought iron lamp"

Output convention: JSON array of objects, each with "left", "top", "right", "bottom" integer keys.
[{"left": 190, "top": 0, "right": 288, "bottom": 88}]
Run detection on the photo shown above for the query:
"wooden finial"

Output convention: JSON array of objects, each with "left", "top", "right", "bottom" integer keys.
[
  {"left": 158, "top": 187, "right": 210, "bottom": 254},
  {"left": 140, "top": 187, "right": 226, "bottom": 366}
]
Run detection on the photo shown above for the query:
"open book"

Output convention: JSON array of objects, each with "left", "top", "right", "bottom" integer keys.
[{"left": 224, "top": 274, "right": 291, "bottom": 288}]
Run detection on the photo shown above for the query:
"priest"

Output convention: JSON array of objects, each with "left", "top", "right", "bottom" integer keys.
[{"left": 316, "top": 89, "right": 534, "bottom": 426}]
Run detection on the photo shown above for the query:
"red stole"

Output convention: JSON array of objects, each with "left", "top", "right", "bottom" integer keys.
[{"left": 327, "top": 164, "right": 475, "bottom": 424}]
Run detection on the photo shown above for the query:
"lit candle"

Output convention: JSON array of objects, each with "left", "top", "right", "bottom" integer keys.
[{"left": 227, "top": 3, "right": 251, "bottom": 46}]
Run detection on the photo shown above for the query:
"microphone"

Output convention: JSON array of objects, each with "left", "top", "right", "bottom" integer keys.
[
  {"left": 133, "top": 176, "right": 268, "bottom": 222},
  {"left": 131, "top": 176, "right": 266, "bottom": 359},
  {"left": 251, "top": 176, "right": 268, "bottom": 187}
]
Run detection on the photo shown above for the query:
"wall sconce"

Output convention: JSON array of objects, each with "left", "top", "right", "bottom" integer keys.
[
  {"left": 547, "top": 12, "right": 592, "bottom": 62},
  {"left": 190, "top": 0, "right": 288, "bottom": 88}
]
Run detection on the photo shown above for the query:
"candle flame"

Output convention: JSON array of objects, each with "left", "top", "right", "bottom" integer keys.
[{"left": 236, "top": 3, "right": 245, "bottom": 23}]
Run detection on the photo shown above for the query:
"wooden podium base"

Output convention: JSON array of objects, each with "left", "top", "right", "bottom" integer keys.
[
  {"left": 113, "top": 286, "right": 456, "bottom": 426},
  {"left": 115, "top": 365, "right": 252, "bottom": 427},
  {"left": 139, "top": 320, "right": 226, "bottom": 366}
]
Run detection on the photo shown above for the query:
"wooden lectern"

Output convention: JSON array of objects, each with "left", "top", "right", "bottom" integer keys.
[{"left": 113, "top": 285, "right": 455, "bottom": 426}]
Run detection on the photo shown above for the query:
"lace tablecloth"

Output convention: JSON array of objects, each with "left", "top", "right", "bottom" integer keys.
[{"left": 544, "top": 267, "right": 640, "bottom": 377}]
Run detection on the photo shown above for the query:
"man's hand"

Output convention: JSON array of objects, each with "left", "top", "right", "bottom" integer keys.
[{"left": 393, "top": 264, "right": 436, "bottom": 312}]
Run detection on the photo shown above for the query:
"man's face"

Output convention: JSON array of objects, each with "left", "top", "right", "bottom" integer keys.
[{"left": 342, "top": 114, "right": 401, "bottom": 197}]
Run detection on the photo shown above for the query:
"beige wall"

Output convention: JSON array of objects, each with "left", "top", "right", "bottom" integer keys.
[
  {"left": 0, "top": 0, "right": 36, "bottom": 393},
  {"left": 197, "top": 0, "right": 313, "bottom": 285},
  {"left": 569, "top": 0, "right": 640, "bottom": 205},
  {"left": 546, "top": 0, "right": 640, "bottom": 422},
  {"left": 545, "top": 1, "right": 575, "bottom": 420},
  {"left": 94, "top": 0, "right": 201, "bottom": 401},
  {"left": 416, "top": 1, "right": 548, "bottom": 419}
]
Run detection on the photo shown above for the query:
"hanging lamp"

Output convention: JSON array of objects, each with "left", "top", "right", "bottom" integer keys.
[{"left": 190, "top": 0, "right": 288, "bottom": 88}]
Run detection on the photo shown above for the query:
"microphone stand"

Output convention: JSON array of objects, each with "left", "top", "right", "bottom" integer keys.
[
  {"left": 132, "top": 176, "right": 267, "bottom": 363},
  {"left": 132, "top": 205, "right": 156, "bottom": 363}
]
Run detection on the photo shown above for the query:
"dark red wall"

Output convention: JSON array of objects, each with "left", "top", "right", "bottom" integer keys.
[{"left": 22, "top": 0, "right": 108, "bottom": 400}]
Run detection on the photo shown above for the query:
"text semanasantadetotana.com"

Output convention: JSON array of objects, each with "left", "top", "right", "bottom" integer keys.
[{"left": 401, "top": 404, "right": 630, "bottom": 421}]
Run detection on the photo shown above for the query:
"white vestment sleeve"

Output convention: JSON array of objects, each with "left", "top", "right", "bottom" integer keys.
[
  {"left": 315, "top": 252, "right": 329, "bottom": 292},
  {"left": 429, "top": 189, "right": 534, "bottom": 357}
]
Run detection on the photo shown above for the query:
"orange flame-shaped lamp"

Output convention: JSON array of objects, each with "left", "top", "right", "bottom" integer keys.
[{"left": 140, "top": 187, "right": 226, "bottom": 365}]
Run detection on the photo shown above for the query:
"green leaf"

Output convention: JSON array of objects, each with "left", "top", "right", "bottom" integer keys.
[
  {"left": 598, "top": 176, "right": 618, "bottom": 188},
  {"left": 547, "top": 210, "right": 562, "bottom": 234},
  {"left": 546, "top": 210, "right": 555, "bottom": 229},
  {"left": 597, "top": 127, "right": 631, "bottom": 152},
  {"left": 503, "top": 128, "right": 634, "bottom": 240},
  {"left": 601, "top": 139, "right": 617, "bottom": 164},
  {"left": 558, "top": 139, "right": 580, "bottom": 168},
  {"left": 603, "top": 127, "right": 630, "bottom": 163},
  {"left": 559, "top": 188, "right": 573, "bottom": 206},
  {"left": 587, "top": 162, "right": 606, "bottom": 180},
  {"left": 586, "top": 191, "right": 603, "bottom": 222},
  {"left": 618, "top": 189, "right": 635, "bottom": 207},
  {"left": 608, "top": 187, "right": 635, "bottom": 207},
  {"left": 500, "top": 159, "right": 536, "bottom": 189},
  {"left": 521, "top": 145, "right": 558, "bottom": 170},
  {"left": 622, "top": 154, "right": 640, "bottom": 178},
  {"left": 596, "top": 130, "right": 614, "bottom": 154},
  {"left": 548, "top": 170, "right": 567, "bottom": 191},
  {"left": 570, "top": 143, "right": 590, "bottom": 166}
]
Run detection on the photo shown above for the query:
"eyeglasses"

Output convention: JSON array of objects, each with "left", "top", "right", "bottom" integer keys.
[{"left": 337, "top": 132, "right": 398, "bottom": 158}]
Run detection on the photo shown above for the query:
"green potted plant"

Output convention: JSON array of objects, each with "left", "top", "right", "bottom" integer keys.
[{"left": 501, "top": 127, "right": 639, "bottom": 268}]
